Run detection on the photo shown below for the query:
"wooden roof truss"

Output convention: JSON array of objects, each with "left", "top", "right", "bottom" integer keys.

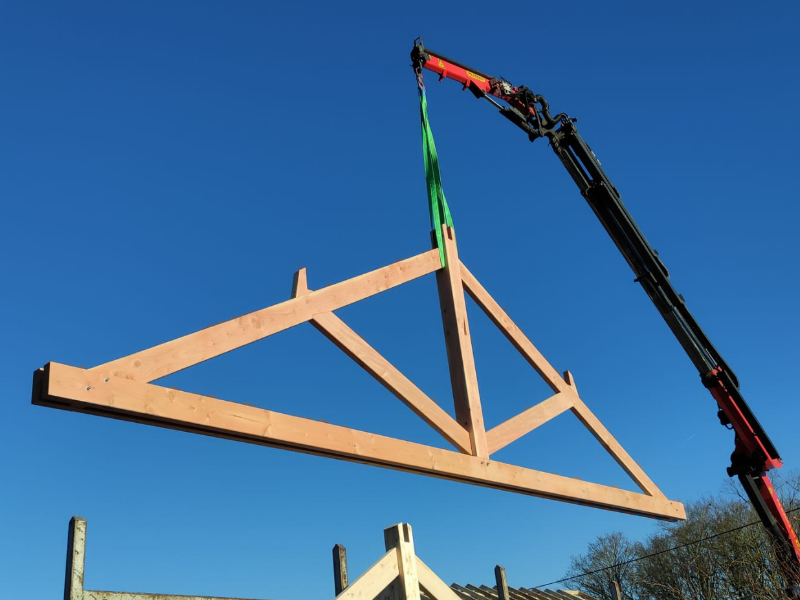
[{"left": 33, "top": 225, "right": 684, "bottom": 521}]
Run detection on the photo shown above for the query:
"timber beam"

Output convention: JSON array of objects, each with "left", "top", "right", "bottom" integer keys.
[{"left": 34, "top": 362, "right": 684, "bottom": 520}]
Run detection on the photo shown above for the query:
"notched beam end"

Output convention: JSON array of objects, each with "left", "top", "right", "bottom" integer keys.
[
  {"left": 31, "top": 365, "right": 48, "bottom": 406},
  {"left": 32, "top": 363, "right": 90, "bottom": 411},
  {"left": 292, "top": 267, "right": 308, "bottom": 298},
  {"left": 31, "top": 363, "right": 67, "bottom": 408},
  {"left": 563, "top": 370, "right": 577, "bottom": 391}
]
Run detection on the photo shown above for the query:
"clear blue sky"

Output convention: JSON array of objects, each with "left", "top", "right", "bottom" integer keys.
[{"left": 2, "top": 1, "right": 799, "bottom": 599}]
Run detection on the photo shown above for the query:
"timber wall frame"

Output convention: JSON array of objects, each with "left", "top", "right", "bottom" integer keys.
[
  {"left": 63, "top": 517, "right": 575, "bottom": 600},
  {"left": 62, "top": 517, "right": 453, "bottom": 600},
  {"left": 33, "top": 225, "right": 684, "bottom": 521}
]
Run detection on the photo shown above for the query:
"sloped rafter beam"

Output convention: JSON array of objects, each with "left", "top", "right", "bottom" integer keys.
[
  {"left": 459, "top": 263, "right": 572, "bottom": 394},
  {"left": 93, "top": 248, "right": 443, "bottom": 383},
  {"left": 417, "top": 559, "right": 465, "bottom": 600},
  {"left": 34, "top": 226, "right": 684, "bottom": 520},
  {"left": 569, "top": 396, "right": 665, "bottom": 498},
  {"left": 334, "top": 550, "right": 399, "bottom": 600}
]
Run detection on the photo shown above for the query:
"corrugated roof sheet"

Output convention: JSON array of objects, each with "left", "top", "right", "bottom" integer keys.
[{"left": 419, "top": 582, "right": 598, "bottom": 600}]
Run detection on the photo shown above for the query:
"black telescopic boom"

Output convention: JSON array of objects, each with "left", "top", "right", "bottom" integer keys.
[{"left": 542, "top": 118, "right": 779, "bottom": 464}]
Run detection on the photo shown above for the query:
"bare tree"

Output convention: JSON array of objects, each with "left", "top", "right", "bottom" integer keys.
[
  {"left": 634, "top": 497, "right": 786, "bottom": 600},
  {"left": 565, "top": 532, "right": 642, "bottom": 600},
  {"left": 563, "top": 476, "right": 800, "bottom": 600}
]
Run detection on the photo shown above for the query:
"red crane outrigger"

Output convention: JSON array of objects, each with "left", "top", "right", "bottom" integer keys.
[{"left": 410, "top": 38, "right": 800, "bottom": 596}]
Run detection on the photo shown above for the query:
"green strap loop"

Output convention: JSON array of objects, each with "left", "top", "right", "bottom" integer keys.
[{"left": 419, "top": 86, "right": 454, "bottom": 268}]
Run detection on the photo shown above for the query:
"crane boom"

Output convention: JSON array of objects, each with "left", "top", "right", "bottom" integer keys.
[{"left": 410, "top": 38, "right": 800, "bottom": 595}]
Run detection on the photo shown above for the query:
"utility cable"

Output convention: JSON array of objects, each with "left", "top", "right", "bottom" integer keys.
[{"left": 535, "top": 505, "right": 800, "bottom": 589}]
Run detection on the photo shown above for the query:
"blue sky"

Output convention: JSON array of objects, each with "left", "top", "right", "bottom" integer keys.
[{"left": 2, "top": 1, "right": 799, "bottom": 598}]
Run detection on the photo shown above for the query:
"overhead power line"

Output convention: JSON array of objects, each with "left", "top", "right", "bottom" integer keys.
[{"left": 536, "top": 505, "right": 800, "bottom": 589}]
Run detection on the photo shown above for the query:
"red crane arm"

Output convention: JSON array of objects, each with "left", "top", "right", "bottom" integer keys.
[{"left": 411, "top": 38, "right": 800, "bottom": 595}]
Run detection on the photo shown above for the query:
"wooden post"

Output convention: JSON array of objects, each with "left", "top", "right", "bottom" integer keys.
[
  {"left": 494, "top": 566, "right": 509, "bottom": 600},
  {"left": 62, "top": 516, "right": 268, "bottom": 600},
  {"left": 613, "top": 580, "right": 623, "bottom": 600},
  {"left": 435, "top": 226, "right": 488, "bottom": 457},
  {"left": 384, "top": 524, "right": 420, "bottom": 600},
  {"left": 333, "top": 544, "right": 348, "bottom": 596},
  {"left": 65, "top": 517, "right": 85, "bottom": 600}
]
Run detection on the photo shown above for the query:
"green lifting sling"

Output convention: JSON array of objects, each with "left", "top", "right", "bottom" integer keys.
[{"left": 418, "top": 85, "right": 454, "bottom": 268}]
